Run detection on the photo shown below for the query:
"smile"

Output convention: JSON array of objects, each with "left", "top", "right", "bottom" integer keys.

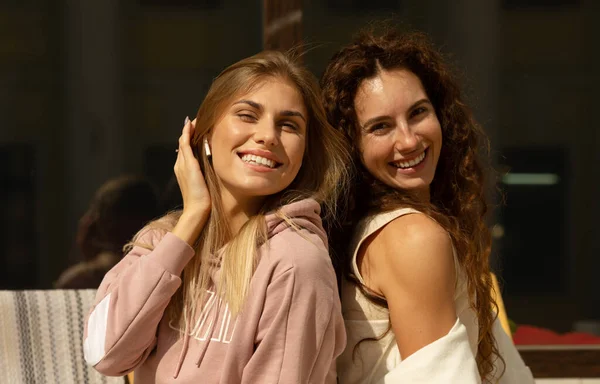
[
  {"left": 391, "top": 149, "right": 427, "bottom": 169},
  {"left": 240, "top": 154, "right": 279, "bottom": 169}
]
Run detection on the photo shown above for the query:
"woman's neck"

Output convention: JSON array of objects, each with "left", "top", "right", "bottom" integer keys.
[
  {"left": 414, "top": 187, "right": 431, "bottom": 203},
  {"left": 220, "top": 188, "right": 265, "bottom": 234}
]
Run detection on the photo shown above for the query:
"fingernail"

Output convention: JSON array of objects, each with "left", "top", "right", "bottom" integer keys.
[{"left": 184, "top": 116, "right": 190, "bottom": 125}]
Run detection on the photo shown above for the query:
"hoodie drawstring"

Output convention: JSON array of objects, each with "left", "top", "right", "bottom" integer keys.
[{"left": 173, "top": 313, "right": 191, "bottom": 379}]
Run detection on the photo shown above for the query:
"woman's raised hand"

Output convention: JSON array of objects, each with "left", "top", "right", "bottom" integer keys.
[{"left": 172, "top": 116, "right": 211, "bottom": 246}]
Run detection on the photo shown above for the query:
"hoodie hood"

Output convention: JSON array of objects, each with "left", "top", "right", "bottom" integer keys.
[{"left": 265, "top": 198, "right": 327, "bottom": 248}]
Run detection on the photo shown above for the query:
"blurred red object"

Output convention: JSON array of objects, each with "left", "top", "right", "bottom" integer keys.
[{"left": 513, "top": 325, "right": 600, "bottom": 345}]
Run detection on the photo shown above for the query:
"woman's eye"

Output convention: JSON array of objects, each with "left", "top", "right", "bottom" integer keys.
[
  {"left": 371, "top": 123, "right": 389, "bottom": 132},
  {"left": 239, "top": 114, "right": 256, "bottom": 122},
  {"left": 411, "top": 107, "right": 427, "bottom": 118},
  {"left": 281, "top": 122, "right": 298, "bottom": 131}
]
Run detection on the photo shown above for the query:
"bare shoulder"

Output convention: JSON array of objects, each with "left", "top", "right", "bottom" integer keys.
[
  {"left": 366, "top": 213, "right": 455, "bottom": 295},
  {"left": 374, "top": 213, "right": 451, "bottom": 255}
]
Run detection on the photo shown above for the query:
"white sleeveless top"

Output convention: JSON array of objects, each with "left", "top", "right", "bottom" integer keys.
[{"left": 337, "top": 208, "right": 534, "bottom": 384}]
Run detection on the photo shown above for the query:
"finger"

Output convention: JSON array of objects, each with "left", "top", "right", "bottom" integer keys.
[
  {"left": 177, "top": 117, "right": 189, "bottom": 155},
  {"left": 180, "top": 136, "right": 197, "bottom": 166},
  {"left": 179, "top": 131, "right": 192, "bottom": 154},
  {"left": 181, "top": 120, "right": 190, "bottom": 147},
  {"left": 174, "top": 146, "right": 182, "bottom": 171},
  {"left": 176, "top": 133, "right": 195, "bottom": 167}
]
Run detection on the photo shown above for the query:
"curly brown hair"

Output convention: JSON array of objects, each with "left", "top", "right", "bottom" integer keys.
[{"left": 321, "top": 28, "right": 503, "bottom": 381}]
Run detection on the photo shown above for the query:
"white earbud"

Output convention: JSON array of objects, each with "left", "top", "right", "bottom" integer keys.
[{"left": 204, "top": 138, "right": 211, "bottom": 157}]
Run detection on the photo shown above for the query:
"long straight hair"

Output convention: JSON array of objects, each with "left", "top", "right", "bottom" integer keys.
[{"left": 128, "top": 50, "right": 350, "bottom": 332}]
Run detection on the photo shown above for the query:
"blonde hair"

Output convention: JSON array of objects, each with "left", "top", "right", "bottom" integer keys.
[{"left": 128, "top": 50, "right": 349, "bottom": 331}]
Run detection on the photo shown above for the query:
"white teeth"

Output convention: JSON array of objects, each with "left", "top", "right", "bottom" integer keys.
[
  {"left": 241, "top": 154, "right": 276, "bottom": 168},
  {"left": 393, "top": 151, "right": 426, "bottom": 169}
]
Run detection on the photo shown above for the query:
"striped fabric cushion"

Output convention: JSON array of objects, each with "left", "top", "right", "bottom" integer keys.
[{"left": 0, "top": 290, "right": 125, "bottom": 384}]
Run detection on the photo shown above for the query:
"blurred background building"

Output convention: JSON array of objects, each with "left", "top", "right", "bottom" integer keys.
[{"left": 0, "top": 0, "right": 599, "bottom": 334}]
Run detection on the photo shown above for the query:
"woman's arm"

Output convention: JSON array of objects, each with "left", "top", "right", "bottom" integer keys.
[
  {"left": 366, "top": 213, "right": 457, "bottom": 358},
  {"left": 84, "top": 117, "right": 211, "bottom": 376},
  {"left": 362, "top": 213, "right": 481, "bottom": 383},
  {"left": 83, "top": 228, "right": 196, "bottom": 376}
]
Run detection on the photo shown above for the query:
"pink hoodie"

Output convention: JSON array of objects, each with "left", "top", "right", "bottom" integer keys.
[{"left": 83, "top": 199, "right": 346, "bottom": 383}]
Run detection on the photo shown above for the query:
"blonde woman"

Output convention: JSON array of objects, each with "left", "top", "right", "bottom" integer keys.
[{"left": 83, "top": 51, "right": 349, "bottom": 383}]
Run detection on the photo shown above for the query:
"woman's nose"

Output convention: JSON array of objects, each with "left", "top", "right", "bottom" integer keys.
[
  {"left": 393, "top": 124, "right": 419, "bottom": 153},
  {"left": 253, "top": 120, "right": 279, "bottom": 147}
]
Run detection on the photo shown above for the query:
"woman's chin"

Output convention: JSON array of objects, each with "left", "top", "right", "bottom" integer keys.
[
  {"left": 228, "top": 182, "right": 287, "bottom": 199},
  {"left": 385, "top": 176, "right": 433, "bottom": 194}
]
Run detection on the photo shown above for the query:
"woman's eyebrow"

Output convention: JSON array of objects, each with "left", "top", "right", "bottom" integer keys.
[
  {"left": 234, "top": 100, "right": 306, "bottom": 123},
  {"left": 408, "top": 98, "right": 432, "bottom": 111},
  {"left": 234, "top": 100, "right": 262, "bottom": 111},
  {"left": 280, "top": 110, "right": 306, "bottom": 123}
]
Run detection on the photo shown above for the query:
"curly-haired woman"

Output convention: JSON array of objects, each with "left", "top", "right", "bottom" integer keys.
[{"left": 321, "top": 28, "right": 534, "bottom": 383}]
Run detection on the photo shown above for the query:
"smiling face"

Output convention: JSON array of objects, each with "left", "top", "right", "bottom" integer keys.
[
  {"left": 354, "top": 68, "right": 442, "bottom": 199},
  {"left": 208, "top": 77, "right": 307, "bottom": 205}
]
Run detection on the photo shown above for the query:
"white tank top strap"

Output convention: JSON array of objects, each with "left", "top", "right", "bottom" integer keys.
[{"left": 349, "top": 208, "right": 421, "bottom": 285}]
